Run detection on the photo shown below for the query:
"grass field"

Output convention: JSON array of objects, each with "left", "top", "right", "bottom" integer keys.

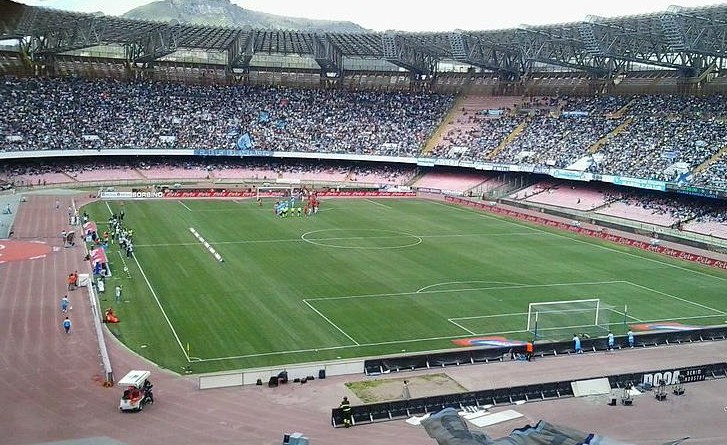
[{"left": 83, "top": 198, "right": 727, "bottom": 374}]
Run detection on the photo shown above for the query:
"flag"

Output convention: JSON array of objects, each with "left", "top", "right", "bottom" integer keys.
[
  {"left": 237, "top": 133, "right": 253, "bottom": 150},
  {"left": 675, "top": 172, "right": 693, "bottom": 187}
]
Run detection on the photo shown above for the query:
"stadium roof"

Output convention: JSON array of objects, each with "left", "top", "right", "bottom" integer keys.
[{"left": 0, "top": 0, "right": 725, "bottom": 79}]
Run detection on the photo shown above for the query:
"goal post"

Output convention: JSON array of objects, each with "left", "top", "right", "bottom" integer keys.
[
  {"left": 527, "top": 298, "right": 612, "bottom": 340},
  {"left": 255, "top": 185, "right": 294, "bottom": 200}
]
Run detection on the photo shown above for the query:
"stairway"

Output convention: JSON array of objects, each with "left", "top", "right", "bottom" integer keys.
[
  {"left": 587, "top": 117, "right": 633, "bottom": 154},
  {"left": 692, "top": 145, "right": 727, "bottom": 175},
  {"left": 486, "top": 118, "right": 529, "bottom": 160},
  {"left": 421, "top": 93, "right": 467, "bottom": 155}
]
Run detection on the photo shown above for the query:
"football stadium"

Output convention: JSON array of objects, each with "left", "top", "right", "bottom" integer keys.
[{"left": 1, "top": 1, "right": 726, "bottom": 444}]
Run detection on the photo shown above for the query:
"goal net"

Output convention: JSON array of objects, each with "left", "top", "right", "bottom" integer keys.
[
  {"left": 527, "top": 299, "right": 612, "bottom": 340},
  {"left": 255, "top": 185, "right": 294, "bottom": 200}
]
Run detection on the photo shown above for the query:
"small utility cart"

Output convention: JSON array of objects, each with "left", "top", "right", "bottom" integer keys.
[{"left": 118, "top": 370, "right": 153, "bottom": 412}]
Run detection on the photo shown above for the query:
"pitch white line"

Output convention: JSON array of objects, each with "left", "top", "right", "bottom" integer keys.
[
  {"left": 302, "top": 299, "right": 359, "bottom": 346},
  {"left": 450, "top": 311, "right": 529, "bottom": 321},
  {"left": 365, "top": 198, "right": 391, "bottom": 209},
  {"left": 606, "top": 307, "right": 644, "bottom": 323},
  {"left": 447, "top": 318, "right": 476, "bottom": 335},
  {"left": 305, "top": 280, "right": 628, "bottom": 302},
  {"left": 430, "top": 200, "right": 727, "bottom": 281},
  {"left": 188, "top": 312, "right": 724, "bottom": 361},
  {"left": 132, "top": 232, "right": 542, "bottom": 248},
  {"left": 624, "top": 280, "right": 726, "bottom": 315},
  {"left": 132, "top": 254, "right": 191, "bottom": 361},
  {"left": 185, "top": 326, "right": 564, "bottom": 362},
  {"left": 417, "top": 280, "right": 528, "bottom": 293},
  {"left": 178, "top": 200, "right": 192, "bottom": 211},
  {"left": 105, "top": 201, "right": 190, "bottom": 361},
  {"left": 639, "top": 314, "right": 726, "bottom": 323}
]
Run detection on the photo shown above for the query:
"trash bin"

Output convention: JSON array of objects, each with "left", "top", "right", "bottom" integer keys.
[{"left": 318, "top": 369, "right": 326, "bottom": 380}]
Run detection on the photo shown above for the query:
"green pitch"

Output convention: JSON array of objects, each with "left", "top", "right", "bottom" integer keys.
[{"left": 83, "top": 198, "right": 726, "bottom": 374}]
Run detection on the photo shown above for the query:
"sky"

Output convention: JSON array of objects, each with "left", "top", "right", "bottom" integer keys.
[{"left": 19, "top": 0, "right": 723, "bottom": 32}]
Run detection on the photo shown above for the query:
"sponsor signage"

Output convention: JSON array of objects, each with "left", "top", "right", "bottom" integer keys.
[
  {"left": 240, "top": 149, "right": 274, "bottom": 157},
  {"left": 161, "top": 190, "right": 417, "bottom": 199},
  {"left": 193, "top": 149, "right": 239, "bottom": 157},
  {"left": 666, "top": 184, "right": 726, "bottom": 199},
  {"left": 641, "top": 367, "right": 706, "bottom": 386},
  {"left": 611, "top": 176, "right": 666, "bottom": 191},
  {"left": 99, "top": 191, "right": 164, "bottom": 199},
  {"left": 550, "top": 169, "right": 588, "bottom": 181}
]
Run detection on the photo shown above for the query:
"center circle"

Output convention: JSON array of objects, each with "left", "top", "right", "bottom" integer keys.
[{"left": 300, "top": 229, "right": 422, "bottom": 249}]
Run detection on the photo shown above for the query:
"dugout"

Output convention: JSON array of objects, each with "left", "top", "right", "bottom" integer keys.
[
  {"left": 332, "top": 362, "right": 727, "bottom": 427},
  {"left": 364, "top": 326, "right": 727, "bottom": 376}
]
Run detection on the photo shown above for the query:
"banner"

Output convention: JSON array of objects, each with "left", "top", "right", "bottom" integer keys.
[
  {"left": 236, "top": 133, "right": 253, "bottom": 150},
  {"left": 99, "top": 191, "right": 164, "bottom": 199},
  {"left": 611, "top": 175, "right": 666, "bottom": 191},
  {"left": 665, "top": 184, "right": 726, "bottom": 199},
  {"left": 161, "top": 190, "right": 417, "bottom": 199}
]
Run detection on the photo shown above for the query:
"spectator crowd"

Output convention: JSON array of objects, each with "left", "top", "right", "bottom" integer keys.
[{"left": 1, "top": 76, "right": 726, "bottom": 189}]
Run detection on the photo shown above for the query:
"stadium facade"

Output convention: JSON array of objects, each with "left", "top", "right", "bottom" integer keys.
[{"left": 0, "top": 0, "right": 725, "bottom": 95}]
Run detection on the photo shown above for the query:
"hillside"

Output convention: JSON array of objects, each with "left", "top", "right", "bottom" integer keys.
[{"left": 122, "top": 0, "right": 369, "bottom": 32}]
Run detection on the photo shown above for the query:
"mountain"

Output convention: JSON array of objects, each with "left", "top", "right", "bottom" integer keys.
[{"left": 122, "top": 0, "right": 369, "bottom": 32}]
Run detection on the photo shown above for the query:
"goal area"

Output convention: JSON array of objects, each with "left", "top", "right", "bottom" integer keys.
[{"left": 527, "top": 299, "right": 613, "bottom": 340}]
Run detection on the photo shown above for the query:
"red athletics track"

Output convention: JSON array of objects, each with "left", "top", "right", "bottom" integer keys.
[{"left": 0, "top": 240, "right": 52, "bottom": 264}]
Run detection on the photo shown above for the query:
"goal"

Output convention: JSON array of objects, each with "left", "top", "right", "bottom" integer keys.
[
  {"left": 526, "top": 299, "right": 612, "bottom": 340},
  {"left": 255, "top": 185, "right": 294, "bottom": 200}
]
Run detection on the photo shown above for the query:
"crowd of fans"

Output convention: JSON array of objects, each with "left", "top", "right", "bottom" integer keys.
[
  {"left": 0, "top": 157, "right": 416, "bottom": 187},
  {"left": 1, "top": 76, "right": 726, "bottom": 189},
  {"left": 0, "top": 76, "right": 454, "bottom": 156},
  {"left": 428, "top": 94, "right": 726, "bottom": 188},
  {"left": 592, "top": 95, "right": 727, "bottom": 181}
]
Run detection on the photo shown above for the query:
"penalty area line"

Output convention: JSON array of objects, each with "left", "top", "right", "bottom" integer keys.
[
  {"left": 302, "top": 299, "right": 359, "bottom": 346},
  {"left": 365, "top": 198, "right": 391, "bottom": 209},
  {"left": 178, "top": 200, "right": 192, "bottom": 211},
  {"left": 448, "top": 318, "right": 476, "bottom": 335}
]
